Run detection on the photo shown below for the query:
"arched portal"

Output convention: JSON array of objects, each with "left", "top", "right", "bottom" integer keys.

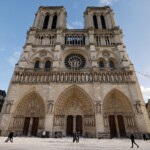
[
  {"left": 103, "top": 89, "right": 134, "bottom": 138},
  {"left": 9, "top": 92, "right": 46, "bottom": 136},
  {"left": 54, "top": 85, "right": 95, "bottom": 137}
]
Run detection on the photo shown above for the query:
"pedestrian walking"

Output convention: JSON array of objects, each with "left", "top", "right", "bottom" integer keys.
[
  {"left": 130, "top": 133, "right": 139, "bottom": 148},
  {"left": 76, "top": 131, "right": 80, "bottom": 143},
  {"left": 73, "top": 131, "right": 77, "bottom": 143},
  {"left": 5, "top": 131, "right": 14, "bottom": 143}
]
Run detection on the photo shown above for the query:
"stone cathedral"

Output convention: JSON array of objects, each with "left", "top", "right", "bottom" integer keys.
[{"left": 0, "top": 6, "right": 150, "bottom": 138}]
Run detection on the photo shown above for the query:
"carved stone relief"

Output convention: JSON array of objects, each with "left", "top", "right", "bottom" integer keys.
[
  {"left": 53, "top": 115, "right": 64, "bottom": 126},
  {"left": 102, "top": 52, "right": 110, "bottom": 58},
  {"left": 84, "top": 115, "right": 95, "bottom": 126}
]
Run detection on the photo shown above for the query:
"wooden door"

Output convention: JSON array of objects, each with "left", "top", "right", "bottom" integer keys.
[
  {"left": 117, "top": 115, "right": 126, "bottom": 137},
  {"left": 66, "top": 115, "right": 73, "bottom": 136},
  {"left": 23, "top": 117, "right": 30, "bottom": 136},
  {"left": 31, "top": 117, "right": 39, "bottom": 136},
  {"left": 76, "top": 115, "right": 82, "bottom": 135},
  {"left": 109, "top": 115, "right": 117, "bottom": 138}
]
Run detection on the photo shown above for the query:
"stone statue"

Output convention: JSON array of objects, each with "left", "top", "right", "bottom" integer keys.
[
  {"left": 5, "top": 103, "right": 11, "bottom": 113},
  {"left": 96, "top": 102, "right": 101, "bottom": 113},
  {"left": 96, "top": 103, "right": 101, "bottom": 113},
  {"left": 48, "top": 103, "right": 53, "bottom": 114},
  {"left": 135, "top": 102, "right": 142, "bottom": 113}
]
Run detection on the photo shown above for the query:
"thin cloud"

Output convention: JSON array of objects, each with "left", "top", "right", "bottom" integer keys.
[
  {"left": 140, "top": 86, "right": 150, "bottom": 103},
  {"left": 0, "top": 48, "right": 5, "bottom": 52},
  {"left": 72, "top": 21, "right": 83, "bottom": 27},
  {"left": 73, "top": 1, "right": 78, "bottom": 9},
  {"left": 98, "top": 0, "right": 118, "bottom": 5},
  {"left": 8, "top": 47, "right": 22, "bottom": 66},
  {"left": 67, "top": 23, "right": 74, "bottom": 29},
  {"left": 67, "top": 21, "right": 83, "bottom": 29}
]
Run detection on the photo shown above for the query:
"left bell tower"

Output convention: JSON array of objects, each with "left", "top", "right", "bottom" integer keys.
[{"left": 18, "top": 6, "right": 67, "bottom": 69}]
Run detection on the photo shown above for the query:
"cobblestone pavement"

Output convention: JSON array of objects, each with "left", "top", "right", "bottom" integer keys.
[{"left": 0, "top": 137, "right": 150, "bottom": 150}]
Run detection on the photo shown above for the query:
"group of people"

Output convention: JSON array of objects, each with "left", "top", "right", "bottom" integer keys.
[
  {"left": 4, "top": 130, "right": 149, "bottom": 149},
  {"left": 72, "top": 131, "right": 80, "bottom": 143},
  {"left": 130, "top": 133, "right": 149, "bottom": 148}
]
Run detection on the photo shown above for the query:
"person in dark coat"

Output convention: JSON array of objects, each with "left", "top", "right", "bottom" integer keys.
[
  {"left": 72, "top": 131, "right": 77, "bottom": 143},
  {"left": 5, "top": 131, "right": 14, "bottom": 143},
  {"left": 130, "top": 134, "right": 139, "bottom": 148},
  {"left": 143, "top": 133, "right": 147, "bottom": 141}
]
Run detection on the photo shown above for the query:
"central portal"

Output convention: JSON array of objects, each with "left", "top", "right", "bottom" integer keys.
[
  {"left": 66, "top": 115, "right": 82, "bottom": 136},
  {"left": 54, "top": 86, "right": 95, "bottom": 137}
]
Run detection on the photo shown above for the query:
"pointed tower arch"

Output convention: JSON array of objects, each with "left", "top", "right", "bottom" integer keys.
[
  {"left": 51, "top": 15, "right": 57, "bottom": 29},
  {"left": 43, "top": 15, "right": 49, "bottom": 29}
]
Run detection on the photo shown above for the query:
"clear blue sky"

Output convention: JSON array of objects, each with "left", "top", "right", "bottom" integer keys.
[{"left": 0, "top": 0, "right": 150, "bottom": 102}]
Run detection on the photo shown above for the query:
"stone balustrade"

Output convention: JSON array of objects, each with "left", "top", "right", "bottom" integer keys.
[
  {"left": 95, "top": 33, "right": 115, "bottom": 46},
  {"left": 34, "top": 29, "right": 117, "bottom": 46},
  {"left": 12, "top": 68, "right": 135, "bottom": 84}
]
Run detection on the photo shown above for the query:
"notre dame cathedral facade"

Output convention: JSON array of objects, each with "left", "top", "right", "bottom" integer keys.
[{"left": 0, "top": 6, "right": 150, "bottom": 138}]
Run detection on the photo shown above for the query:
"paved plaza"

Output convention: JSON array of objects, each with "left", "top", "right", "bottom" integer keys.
[{"left": 0, "top": 137, "right": 150, "bottom": 150}]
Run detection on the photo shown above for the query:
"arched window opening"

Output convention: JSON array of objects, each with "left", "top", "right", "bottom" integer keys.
[
  {"left": 51, "top": 15, "right": 57, "bottom": 29},
  {"left": 99, "top": 61, "right": 105, "bottom": 68},
  {"left": 45, "top": 60, "right": 51, "bottom": 70},
  {"left": 34, "top": 61, "right": 40, "bottom": 69},
  {"left": 43, "top": 15, "right": 49, "bottom": 29},
  {"left": 101, "top": 15, "right": 106, "bottom": 29},
  {"left": 109, "top": 60, "right": 115, "bottom": 68},
  {"left": 93, "top": 15, "right": 98, "bottom": 29}
]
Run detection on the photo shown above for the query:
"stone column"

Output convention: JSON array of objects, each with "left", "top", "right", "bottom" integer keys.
[
  {"left": 97, "top": 15, "right": 102, "bottom": 29},
  {"left": 28, "top": 117, "right": 33, "bottom": 136},
  {"left": 73, "top": 116, "right": 76, "bottom": 132},
  {"left": 58, "top": 12, "right": 64, "bottom": 28},
  {"left": 45, "top": 101, "right": 54, "bottom": 136},
  {"left": 115, "top": 115, "right": 120, "bottom": 137},
  {"left": 105, "top": 14, "right": 112, "bottom": 29},
  {"left": 88, "top": 12, "right": 93, "bottom": 28},
  {"left": 33, "top": 12, "right": 41, "bottom": 28},
  {"left": 38, "top": 15, "right": 44, "bottom": 29},
  {"left": 48, "top": 16, "right": 53, "bottom": 29},
  {"left": 95, "top": 101, "right": 104, "bottom": 138},
  {"left": 110, "top": 11, "right": 117, "bottom": 28},
  {"left": 84, "top": 14, "right": 88, "bottom": 29}
]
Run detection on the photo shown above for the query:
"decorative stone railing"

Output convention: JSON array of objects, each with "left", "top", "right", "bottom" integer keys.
[
  {"left": 64, "top": 30, "right": 87, "bottom": 46},
  {"left": 94, "top": 33, "right": 115, "bottom": 46},
  {"left": 35, "top": 31, "right": 57, "bottom": 45},
  {"left": 33, "top": 29, "right": 118, "bottom": 46},
  {"left": 65, "top": 33, "right": 85, "bottom": 46},
  {"left": 12, "top": 68, "right": 135, "bottom": 84}
]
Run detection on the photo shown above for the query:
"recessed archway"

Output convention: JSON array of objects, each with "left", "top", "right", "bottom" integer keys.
[
  {"left": 54, "top": 85, "right": 95, "bottom": 137},
  {"left": 54, "top": 85, "right": 94, "bottom": 116},
  {"left": 9, "top": 91, "right": 46, "bottom": 136},
  {"left": 103, "top": 89, "right": 134, "bottom": 138}
]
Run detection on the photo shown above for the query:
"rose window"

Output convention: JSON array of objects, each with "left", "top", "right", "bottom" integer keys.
[{"left": 64, "top": 53, "right": 86, "bottom": 70}]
